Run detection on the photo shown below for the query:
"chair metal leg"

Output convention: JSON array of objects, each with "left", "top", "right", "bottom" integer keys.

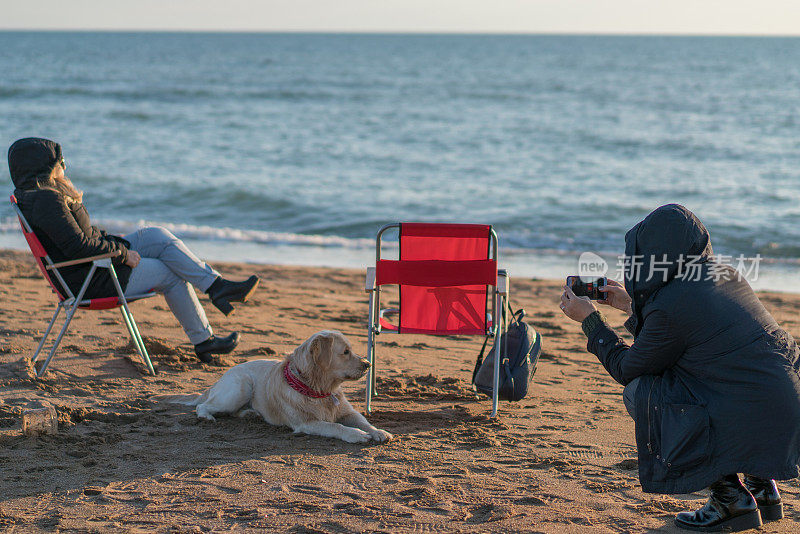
[
  {"left": 128, "top": 312, "right": 156, "bottom": 375},
  {"left": 370, "top": 300, "right": 379, "bottom": 397},
  {"left": 118, "top": 303, "right": 138, "bottom": 348},
  {"left": 120, "top": 306, "right": 155, "bottom": 375},
  {"left": 365, "top": 334, "right": 374, "bottom": 414},
  {"left": 32, "top": 303, "right": 63, "bottom": 363},
  {"left": 37, "top": 265, "right": 97, "bottom": 377},
  {"left": 37, "top": 300, "right": 80, "bottom": 377},
  {"left": 371, "top": 344, "right": 377, "bottom": 397},
  {"left": 490, "top": 291, "right": 503, "bottom": 418},
  {"left": 118, "top": 306, "right": 146, "bottom": 370},
  {"left": 116, "top": 296, "right": 144, "bottom": 358},
  {"left": 108, "top": 265, "right": 156, "bottom": 376},
  {"left": 366, "top": 292, "right": 376, "bottom": 413}
]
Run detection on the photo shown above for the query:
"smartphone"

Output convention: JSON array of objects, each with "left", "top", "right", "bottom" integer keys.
[{"left": 566, "top": 276, "right": 607, "bottom": 300}]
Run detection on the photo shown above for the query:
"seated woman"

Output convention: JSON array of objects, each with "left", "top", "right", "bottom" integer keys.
[
  {"left": 9, "top": 137, "right": 259, "bottom": 362},
  {"left": 559, "top": 204, "right": 800, "bottom": 532}
]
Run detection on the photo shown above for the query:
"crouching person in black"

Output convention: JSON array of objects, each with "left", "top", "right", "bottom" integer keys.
[{"left": 559, "top": 204, "right": 800, "bottom": 532}]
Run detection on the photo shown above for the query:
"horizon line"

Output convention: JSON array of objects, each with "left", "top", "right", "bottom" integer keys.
[{"left": 1, "top": 28, "right": 799, "bottom": 38}]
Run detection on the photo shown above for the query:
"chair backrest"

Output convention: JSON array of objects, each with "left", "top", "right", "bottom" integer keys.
[
  {"left": 376, "top": 223, "right": 497, "bottom": 335},
  {"left": 9, "top": 195, "right": 69, "bottom": 301}
]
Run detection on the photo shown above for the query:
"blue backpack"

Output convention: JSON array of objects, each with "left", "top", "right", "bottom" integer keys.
[{"left": 471, "top": 307, "right": 542, "bottom": 402}]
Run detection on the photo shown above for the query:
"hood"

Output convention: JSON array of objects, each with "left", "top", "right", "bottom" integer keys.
[
  {"left": 8, "top": 137, "right": 62, "bottom": 191},
  {"left": 624, "top": 204, "right": 713, "bottom": 336}
]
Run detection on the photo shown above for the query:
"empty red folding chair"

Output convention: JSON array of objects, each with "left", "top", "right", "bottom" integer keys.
[
  {"left": 9, "top": 195, "right": 157, "bottom": 377},
  {"left": 364, "top": 223, "right": 509, "bottom": 417}
]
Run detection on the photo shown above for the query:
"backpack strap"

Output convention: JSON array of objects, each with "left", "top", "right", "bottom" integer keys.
[
  {"left": 471, "top": 334, "right": 491, "bottom": 384},
  {"left": 472, "top": 302, "right": 526, "bottom": 386},
  {"left": 503, "top": 356, "right": 515, "bottom": 396}
]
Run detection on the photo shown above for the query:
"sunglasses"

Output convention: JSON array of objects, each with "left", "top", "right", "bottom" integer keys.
[{"left": 58, "top": 157, "right": 66, "bottom": 171}]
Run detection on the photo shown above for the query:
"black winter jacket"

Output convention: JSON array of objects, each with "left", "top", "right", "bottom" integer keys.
[
  {"left": 586, "top": 204, "right": 800, "bottom": 494},
  {"left": 9, "top": 138, "right": 132, "bottom": 299}
]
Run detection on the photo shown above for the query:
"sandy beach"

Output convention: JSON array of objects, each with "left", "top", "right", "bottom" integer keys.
[{"left": 0, "top": 248, "right": 798, "bottom": 533}]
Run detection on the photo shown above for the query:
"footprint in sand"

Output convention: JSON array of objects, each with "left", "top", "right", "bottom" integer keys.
[
  {"left": 431, "top": 467, "right": 469, "bottom": 478},
  {"left": 396, "top": 487, "right": 440, "bottom": 507},
  {"left": 614, "top": 458, "right": 638, "bottom": 471},
  {"left": 566, "top": 449, "right": 603, "bottom": 459},
  {"left": 466, "top": 503, "right": 512, "bottom": 523},
  {"left": 332, "top": 501, "right": 375, "bottom": 517}
]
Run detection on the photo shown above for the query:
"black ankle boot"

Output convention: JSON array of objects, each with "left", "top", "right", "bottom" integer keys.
[
  {"left": 674, "top": 474, "right": 761, "bottom": 532},
  {"left": 744, "top": 474, "right": 783, "bottom": 521},
  {"left": 206, "top": 275, "right": 259, "bottom": 316},
  {"left": 194, "top": 332, "right": 240, "bottom": 363}
]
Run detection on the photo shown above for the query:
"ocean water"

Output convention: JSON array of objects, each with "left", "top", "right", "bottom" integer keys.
[{"left": 0, "top": 32, "right": 798, "bottom": 289}]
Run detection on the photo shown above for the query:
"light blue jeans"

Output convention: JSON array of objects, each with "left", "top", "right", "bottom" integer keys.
[{"left": 123, "top": 227, "right": 219, "bottom": 345}]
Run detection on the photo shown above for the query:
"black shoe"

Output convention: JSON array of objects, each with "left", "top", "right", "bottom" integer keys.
[
  {"left": 207, "top": 275, "right": 260, "bottom": 316},
  {"left": 194, "top": 332, "right": 240, "bottom": 363},
  {"left": 744, "top": 474, "right": 783, "bottom": 521},
  {"left": 674, "top": 475, "right": 762, "bottom": 532}
]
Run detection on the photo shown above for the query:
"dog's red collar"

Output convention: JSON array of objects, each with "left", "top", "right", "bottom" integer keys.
[{"left": 283, "top": 363, "right": 331, "bottom": 399}]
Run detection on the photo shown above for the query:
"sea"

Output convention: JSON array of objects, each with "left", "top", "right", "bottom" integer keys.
[{"left": 1, "top": 32, "right": 798, "bottom": 290}]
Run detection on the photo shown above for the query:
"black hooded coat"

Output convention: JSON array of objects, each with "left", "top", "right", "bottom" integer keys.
[
  {"left": 8, "top": 138, "right": 131, "bottom": 299},
  {"left": 586, "top": 204, "right": 800, "bottom": 494}
]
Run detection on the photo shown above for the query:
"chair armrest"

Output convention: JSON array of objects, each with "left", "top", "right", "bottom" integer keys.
[
  {"left": 497, "top": 269, "right": 509, "bottom": 295},
  {"left": 47, "top": 250, "right": 121, "bottom": 270},
  {"left": 365, "top": 267, "right": 376, "bottom": 292}
]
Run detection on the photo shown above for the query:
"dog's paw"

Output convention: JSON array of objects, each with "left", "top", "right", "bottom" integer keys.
[
  {"left": 370, "top": 428, "right": 394, "bottom": 443},
  {"left": 196, "top": 406, "right": 216, "bottom": 422},
  {"left": 342, "top": 429, "right": 371, "bottom": 444}
]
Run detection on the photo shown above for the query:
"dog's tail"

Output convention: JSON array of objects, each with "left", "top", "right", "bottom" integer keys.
[{"left": 151, "top": 391, "right": 208, "bottom": 406}]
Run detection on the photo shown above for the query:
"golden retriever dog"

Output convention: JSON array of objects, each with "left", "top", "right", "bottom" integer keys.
[{"left": 154, "top": 330, "right": 393, "bottom": 443}]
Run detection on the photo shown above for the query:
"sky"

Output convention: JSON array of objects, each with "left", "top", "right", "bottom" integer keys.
[{"left": 1, "top": 0, "right": 799, "bottom": 35}]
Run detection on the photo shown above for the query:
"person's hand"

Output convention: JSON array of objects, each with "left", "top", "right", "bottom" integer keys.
[
  {"left": 560, "top": 285, "right": 597, "bottom": 323},
  {"left": 598, "top": 279, "right": 632, "bottom": 315},
  {"left": 125, "top": 250, "right": 141, "bottom": 268}
]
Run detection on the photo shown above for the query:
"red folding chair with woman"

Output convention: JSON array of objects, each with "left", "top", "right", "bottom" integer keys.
[{"left": 8, "top": 137, "right": 260, "bottom": 376}]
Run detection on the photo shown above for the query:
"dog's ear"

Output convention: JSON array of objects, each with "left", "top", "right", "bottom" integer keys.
[{"left": 309, "top": 332, "right": 334, "bottom": 366}]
